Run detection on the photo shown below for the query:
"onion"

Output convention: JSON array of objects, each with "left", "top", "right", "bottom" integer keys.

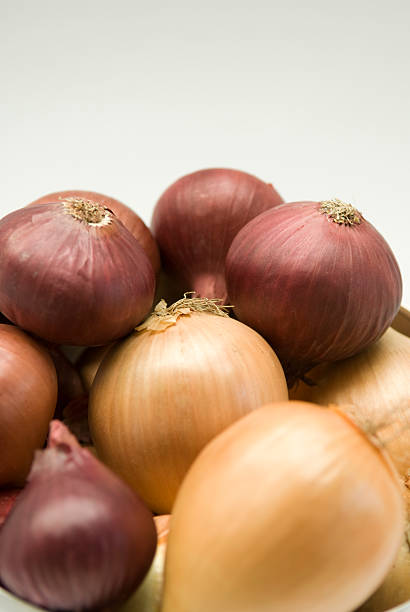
[
  {"left": 225, "top": 199, "right": 402, "bottom": 382},
  {"left": 77, "top": 343, "right": 114, "bottom": 391},
  {"left": 0, "top": 421, "right": 157, "bottom": 611},
  {"left": 290, "top": 327, "right": 410, "bottom": 479},
  {"left": 89, "top": 296, "right": 288, "bottom": 513},
  {"left": 0, "top": 198, "right": 155, "bottom": 345},
  {"left": 0, "top": 324, "right": 57, "bottom": 486},
  {"left": 29, "top": 189, "right": 161, "bottom": 275},
  {"left": 119, "top": 515, "right": 170, "bottom": 612},
  {"left": 151, "top": 168, "right": 283, "bottom": 302},
  {"left": 162, "top": 401, "right": 404, "bottom": 612},
  {"left": 62, "top": 394, "right": 92, "bottom": 445}
]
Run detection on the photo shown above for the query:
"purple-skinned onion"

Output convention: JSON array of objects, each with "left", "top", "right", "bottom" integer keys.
[
  {"left": 151, "top": 168, "right": 283, "bottom": 302},
  {"left": 0, "top": 421, "right": 157, "bottom": 611},
  {"left": 225, "top": 199, "right": 402, "bottom": 383},
  {"left": 0, "top": 198, "right": 155, "bottom": 345}
]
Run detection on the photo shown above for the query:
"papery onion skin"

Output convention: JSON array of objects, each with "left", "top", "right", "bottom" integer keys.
[
  {"left": 0, "top": 324, "right": 57, "bottom": 486},
  {"left": 290, "top": 327, "right": 410, "bottom": 479},
  {"left": 29, "top": 189, "right": 161, "bottom": 275},
  {"left": 0, "top": 202, "right": 155, "bottom": 345},
  {"left": 89, "top": 306, "right": 288, "bottom": 514},
  {"left": 151, "top": 168, "right": 283, "bottom": 302},
  {"left": 0, "top": 421, "right": 157, "bottom": 611},
  {"left": 225, "top": 200, "right": 402, "bottom": 381},
  {"left": 162, "top": 401, "right": 404, "bottom": 612}
]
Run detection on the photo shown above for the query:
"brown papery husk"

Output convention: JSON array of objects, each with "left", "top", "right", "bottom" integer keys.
[
  {"left": 89, "top": 296, "right": 288, "bottom": 513},
  {"left": 290, "top": 327, "right": 410, "bottom": 479},
  {"left": 161, "top": 401, "right": 404, "bottom": 612}
]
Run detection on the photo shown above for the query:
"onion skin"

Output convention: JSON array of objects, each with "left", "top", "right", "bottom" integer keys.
[
  {"left": 0, "top": 203, "right": 155, "bottom": 345},
  {"left": 226, "top": 200, "right": 402, "bottom": 381},
  {"left": 162, "top": 401, "right": 404, "bottom": 612},
  {"left": 151, "top": 168, "right": 283, "bottom": 302},
  {"left": 29, "top": 189, "right": 161, "bottom": 275},
  {"left": 0, "top": 421, "right": 157, "bottom": 611},
  {"left": 89, "top": 308, "right": 288, "bottom": 513},
  {"left": 290, "top": 327, "right": 410, "bottom": 479},
  {"left": 0, "top": 324, "right": 57, "bottom": 486}
]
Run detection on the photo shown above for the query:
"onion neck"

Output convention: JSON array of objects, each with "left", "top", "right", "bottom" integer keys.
[
  {"left": 319, "top": 199, "right": 362, "bottom": 226},
  {"left": 191, "top": 272, "right": 227, "bottom": 303},
  {"left": 62, "top": 197, "right": 112, "bottom": 226}
]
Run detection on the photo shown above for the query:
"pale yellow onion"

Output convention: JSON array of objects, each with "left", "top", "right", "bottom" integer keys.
[
  {"left": 290, "top": 328, "right": 410, "bottom": 478},
  {"left": 162, "top": 401, "right": 404, "bottom": 612},
  {"left": 89, "top": 298, "right": 288, "bottom": 513},
  {"left": 118, "top": 515, "right": 170, "bottom": 612},
  {"left": 76, "top": 344, "right": 113, "bottom": 391}
]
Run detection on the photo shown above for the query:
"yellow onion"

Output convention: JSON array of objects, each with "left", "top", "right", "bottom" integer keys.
[
  {"left": 162, "top": 401, "right": 404, "bottom": 612},
  {"left": 290, "top": 327, "right": 410, "bottom": 478},
  {"left": 89, "top": 296, "right": 288, "bottom": 513}
]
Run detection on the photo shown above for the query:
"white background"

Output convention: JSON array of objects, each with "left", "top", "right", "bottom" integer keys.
[{"left": 1, "top": 0, "right": 409, "bottom": 306}]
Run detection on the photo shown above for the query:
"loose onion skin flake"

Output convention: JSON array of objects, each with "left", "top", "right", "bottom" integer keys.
[
  {"left": 0, "top": 422, "right": 157, "bottom": 612},
  {"left": 225, "top": 199, "right": 402, "bottom": 382},
  {"left": 162, "top": 401, "right": 404, "bottom": 612},
  {"left": 0, "top": 199, "right": 155, "bottom": 346},
  {"left": 0, "top": 324, "right": 57, "bottom": 486},
  {"left": 151, "top": 168, "right": 283, "bottom": 302},
  {"left": 29, "top": 189, "right": 161, "bottom": 275},
  {"left": 89, "top": 297, "right": 288, "bottom": 513}
]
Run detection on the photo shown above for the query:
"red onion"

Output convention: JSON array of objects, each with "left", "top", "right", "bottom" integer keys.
[
  {"left": 0, "top": 198, "right": 155, "bottom": 345},
  {"left": 225, "top": 199, "right": 402, "bottom": 383},
  {"left": 0, "top": 324, "right": 57, "bottom": 487},
  {"left": 0, "top": 421, "right": 157, "bottom": 611},
  {"left": 29, "top": 189, "right": 161, "bottom": 275},
  {"left": 151, "top": 168, "right": 283, "bottom": 301}
]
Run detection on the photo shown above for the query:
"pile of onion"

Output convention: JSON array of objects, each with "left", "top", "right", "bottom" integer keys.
[
  {"left": 0, "top": 197, "right": 155, "bottom": 345},
  {"left": 151, "top": 168, "right": 283, "bottom": 302},
  {"left": 89, "top": 296, "right": 288, "bottom": 513},
  {"left": 225, "top": 199, "right": 402, "bottom": 382},
  {"left": 162, "top": 401, "right": 404, "bottom": 612}
]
